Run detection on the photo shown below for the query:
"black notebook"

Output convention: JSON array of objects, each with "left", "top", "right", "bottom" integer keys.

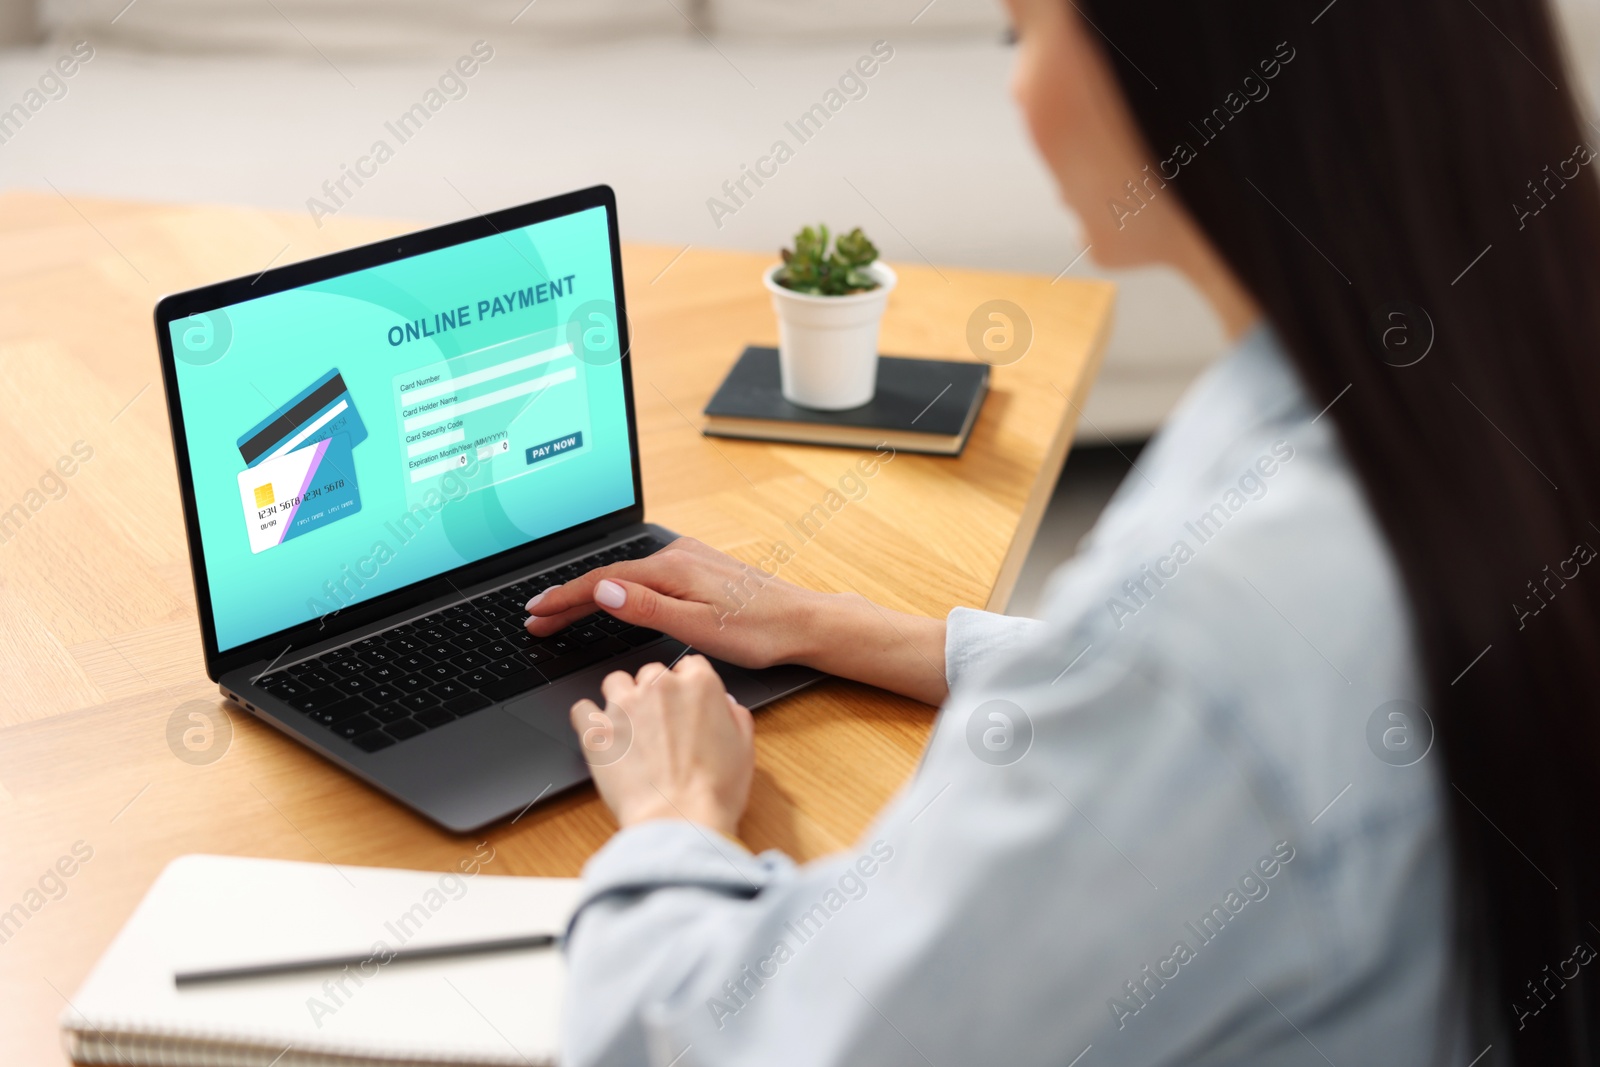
[{"left": 701, "top": 346, "right": 989, "bottom": 456}]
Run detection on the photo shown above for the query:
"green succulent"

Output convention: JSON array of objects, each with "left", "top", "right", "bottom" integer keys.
[{"left": 776, "top": 224, "right": 881, "bottom": 296}]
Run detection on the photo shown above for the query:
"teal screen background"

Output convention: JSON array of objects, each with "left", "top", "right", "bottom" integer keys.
[{"left": 170, "top": 206, "right": 636, "bottom": 652}]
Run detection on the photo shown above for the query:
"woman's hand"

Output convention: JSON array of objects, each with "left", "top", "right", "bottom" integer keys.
[
  {"left": 527, "top": 536, "right": 952, "bottom": 705},
  {"left": 572, "top": 655, "right": 754, "bottom": 837},
  {"left": 525, "top": 537, "right": 828, "bottom": 669}
]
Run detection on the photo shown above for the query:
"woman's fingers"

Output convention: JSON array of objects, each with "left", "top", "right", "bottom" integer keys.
[
  {"left": 634, "top": 661, "right": 670, "bottom": 687},
  {"left": 523, "top": 539, "right": 801, "bottom": 668},
  {"left": 585, "top": 575, "right": 715, "bottom": 640},
  {"left": 569, "top": 697, "right": 602, "bottom": 734},
  {"left": 525, "top": 554, "right": 695, "bottom": 635},
  {"left": 524, "top": 601, "right": 595, "bottom": 636},
  {"left": 599, "top": 668, "right": 638, "bottom": 707},
  {"left": 728, "top": 695, "right": 755, "bottom": 742},
  {"left": 674, "top": 652, "right": 717, "bottom": 679},
  {"left": 532, "top": 558, "right": 718, "bottom": 638},
  {"left": 526, "top": 553, "right": 701, "bottom": 618}
]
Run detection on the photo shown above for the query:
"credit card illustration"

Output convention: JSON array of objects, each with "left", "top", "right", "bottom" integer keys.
[
  {"left": 237, "top": 433, "right": 361, "bottom": 553},
  {"left": 237, "top": 368, "right": 368, "bottom": 468}
]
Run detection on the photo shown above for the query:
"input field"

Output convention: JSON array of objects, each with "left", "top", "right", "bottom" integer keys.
[
  {"left": 408, "top": 452, "right": 470, "bottom": 483},
  {"left": 402, "top": 343, "right": 573, "bottom": 404},
  {"left": 402, "top": 366, "right": 578, "bottom": 433},
  {"left": 406, "top": 428, "right": 463, "bottom": 457}
]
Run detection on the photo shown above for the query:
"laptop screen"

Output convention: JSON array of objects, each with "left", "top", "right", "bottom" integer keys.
[{"left": 167, "top": 204, "right": 636, "bottom": 653}]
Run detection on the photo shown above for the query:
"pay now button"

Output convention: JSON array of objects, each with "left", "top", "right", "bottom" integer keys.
[{"left": 525, "top": 431, "right": 583, "bottom": 465}]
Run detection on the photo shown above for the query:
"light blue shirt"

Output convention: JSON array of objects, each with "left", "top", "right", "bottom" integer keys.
[{"left": 561, "top": 328, "right": 1468, "bottom": 1066}]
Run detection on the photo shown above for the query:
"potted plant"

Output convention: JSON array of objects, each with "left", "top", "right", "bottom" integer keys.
[{"left": 764, "top": 224, "right": 897, "bottom": 410}]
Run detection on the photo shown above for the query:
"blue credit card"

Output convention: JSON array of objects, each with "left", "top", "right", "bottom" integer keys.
[
  {"left": 237, "top": 368, "right": 367, "bottom": 469},
  {"left": 236, "top": 432, "right": 362, "bottom": 553}
]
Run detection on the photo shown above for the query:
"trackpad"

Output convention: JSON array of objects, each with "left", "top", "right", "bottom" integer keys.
[
  {"left": 502, "top": 640, "right": 691, "bottom": 747},
  {"left": 501, "top": 641, "right": 797, "bottom": 746}
]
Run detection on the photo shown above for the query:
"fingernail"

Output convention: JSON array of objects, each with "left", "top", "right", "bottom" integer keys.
[
  {"left": 594, "top": 579, "right": 626, "bottom": 609},
  {"left": 525, "top": 587, "right": 555, "bottom": 612}
]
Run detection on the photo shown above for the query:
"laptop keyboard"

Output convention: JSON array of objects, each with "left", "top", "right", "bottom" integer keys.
[{"left": 251, "top": 534, "right": 669, "bottom": 754}]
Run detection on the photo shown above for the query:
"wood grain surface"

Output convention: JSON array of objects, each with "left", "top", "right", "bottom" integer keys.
[{"left": 0, "top": 191, "right": 1112, "bottom": 1064}]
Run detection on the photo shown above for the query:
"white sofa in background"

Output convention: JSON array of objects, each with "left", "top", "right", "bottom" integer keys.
[
  {"left": 2, "top": 0, "right": 1233, "bottom": 438},
  {"left": 7, "top": 0, "right": 1597, "bottom": 437}
]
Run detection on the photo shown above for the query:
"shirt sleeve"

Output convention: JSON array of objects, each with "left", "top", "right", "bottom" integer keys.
[
  {"left": 943, "top": 606, "right": 1046, "bottom": 688},
  {"left": 560, "top": 610, "right": 1326, "bottom": 1067}
]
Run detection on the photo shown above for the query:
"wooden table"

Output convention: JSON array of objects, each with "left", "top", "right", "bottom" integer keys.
[{"left": 0, "top": 192, "right": 1111, "bottom": 1063}]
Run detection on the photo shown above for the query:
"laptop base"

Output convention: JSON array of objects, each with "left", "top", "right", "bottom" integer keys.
[{"left": 221, "top": 523, "right": 821, "bottom": 832}]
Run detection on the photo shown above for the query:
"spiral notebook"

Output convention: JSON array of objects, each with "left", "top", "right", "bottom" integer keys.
[{"left": 60, "top": 855, "right": 582, "bottom": 1067}]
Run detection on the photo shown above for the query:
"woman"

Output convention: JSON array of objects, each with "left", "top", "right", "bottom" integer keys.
[{"left": 527, "top": 0, "right": 1600, "bottom": 1062}]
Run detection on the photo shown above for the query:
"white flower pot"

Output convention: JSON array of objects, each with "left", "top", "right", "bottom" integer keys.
[{"left": 763, "top": 261, "right": 897, "bottom": 411}]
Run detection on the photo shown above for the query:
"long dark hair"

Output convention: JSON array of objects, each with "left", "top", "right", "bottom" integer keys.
[{"left": 1075, "top": 0, "right": 1600, "bottom": 1059}]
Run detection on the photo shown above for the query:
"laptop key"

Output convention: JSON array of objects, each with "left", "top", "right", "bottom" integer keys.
[
  {"left": 384, "top": 719, "right": 427, "bottom": 741},
  {"left": 572, "top": 625, "right": 607, "bottom": 644},
  {"left": 396, "top": 653, "right": 433, "bottom": 673},
  {"left": 445, "top": 693, "right": 493, "bottom": 717},
  {"left": 287, "top": 686, "right": 343, "bottom": 713},
  {"left": 520, "top": 642, "right": 556, "bottom": 663},
  {"left": 449, "top": 631, "right": 489, "bottom": 651},
  {"left": 541, "top": 639, "right": 629, "bottom": 682},
  {"left": 257, "top": 675, "right": 304, "bottom": 698},
  {"left": 473, "top": 619, "right": 509, "bottom": 640},
  {"left": 396, "top": 674, "right": 428, "bottom": 693},
  {"left": 306, "top": 696, "right": 373, "bottom": 726},
  {"left": 397, "top": 692, "right": 433, "bottom": 712},
  {"left": 414, "top": 707, "right": 456, "bottom": 729},
  {"left": 368, "top": 685, "right": 403, "bottom": 704},
  {"left": 620, "top": 628, "right": 664, "bottom": 647},
  {"left": 352, "top": 730, "right": 395, "bottom": 753},
  {"left": 448, "top": 651, "right": 488, "bottom": 671},
  {"left": 298, "top": 667, "right": 337, "bottom": 689},
  {"left": 462, "top": 668, "right": 496, "bottom": 689},
  {"left": 430, "top": 681, "right": 471, "bottom": 700},
  {"left": 483, "top": 657, "right": 525, "bottom": 679},
  {"left": 479, "top": 668, "right": 550, "bottom": 702},
  {"left": 335, "top": 713, "right": 381, "bottom": 739},
  {"left": 369, "top": 703, "right": 411, "bottom": 724}
]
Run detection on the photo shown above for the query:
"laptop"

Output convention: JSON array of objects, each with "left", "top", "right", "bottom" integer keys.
[{"left": 156, "top": 184, "right": 818, "bottom": 832}]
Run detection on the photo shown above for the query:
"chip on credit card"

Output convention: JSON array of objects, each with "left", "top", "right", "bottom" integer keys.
[
  {"left": 237, "top": 368, "right": 368, "bottom": 468},
  {"left": 236, "top": 433, "right": 361, "bottom": 554}
]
